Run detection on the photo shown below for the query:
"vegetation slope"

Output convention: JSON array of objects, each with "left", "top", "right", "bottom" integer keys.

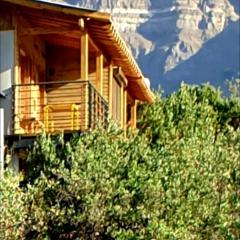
[{"left": 0, "top": 83, "right": 240, "bottom": 240}]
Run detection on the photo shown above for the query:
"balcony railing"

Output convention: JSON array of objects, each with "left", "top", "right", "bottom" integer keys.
[{"left": 12, "top": 80, "right": 108, "bottom": 135}]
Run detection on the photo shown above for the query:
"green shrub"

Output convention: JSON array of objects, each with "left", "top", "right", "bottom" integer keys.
[
  {"left": 0, "top": 83, "right": 239, "bottom": 239},
  {"left": 0, "top": 171, "right": 27, "bottom": 239}
]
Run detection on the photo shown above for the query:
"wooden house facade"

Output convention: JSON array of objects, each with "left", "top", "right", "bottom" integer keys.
[{"left": 0, "top": 0, "right": 154, "bottom": 139}]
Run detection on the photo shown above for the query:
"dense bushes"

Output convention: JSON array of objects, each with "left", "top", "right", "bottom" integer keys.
[
  {"left": 0, "top": 83, "right": 239, "bottom": 239},
  {"left": 0, "top": 171, "right": 27, "bottom": 239}
]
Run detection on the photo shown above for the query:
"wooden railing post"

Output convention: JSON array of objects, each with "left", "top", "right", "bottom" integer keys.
[
  {"left": 88, "top": 83, "right": 92, "bottom": 129},
  {"left": 85, "top": 82, "right": 89, "bottom": 129}
]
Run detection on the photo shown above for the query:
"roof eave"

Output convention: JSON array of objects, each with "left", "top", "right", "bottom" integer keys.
[{"left": 1, "top": 0, "right": 111, "bottom": 22}]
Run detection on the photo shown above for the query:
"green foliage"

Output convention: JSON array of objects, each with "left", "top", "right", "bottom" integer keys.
[
  {"left": 0, "top": 172, "right": 27, "bottom": 239},
  {"left": 137, "top": 83, "right": 240, "bottom": 239},
  {"left": 23, "top": 128, "right": 159, "bottom": 239},
  {"left": 0, "top": 83, "right": 239, "bottom": 239},
  {"left": 138, "top": 83, "right": 240, "bottom": 145}
]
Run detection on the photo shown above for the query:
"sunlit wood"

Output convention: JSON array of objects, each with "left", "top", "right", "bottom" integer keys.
[
  {"left": 80, "top": 31, "right": 88, "bottom": 80},
  {"left": 131, "top": 100, "right": 137, "bottom": 129},
  {"left": 96, "top": 53, "right": 103, "bottom": 94},
  {"left": 108, "top": 62, "right": 113, "bottom": 115}
]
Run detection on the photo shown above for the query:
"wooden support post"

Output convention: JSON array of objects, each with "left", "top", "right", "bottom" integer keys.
[
  {"left": 120, "top": 84, "right": 124, "bottom": 128},
  {"left": 108, "top": 61, "right": 113, "bottom": 115},
  {"left": 131, "top": 100, "right": 137, "bottom": 129},
  {"left": 123, "top": 89, "right": 127, "bottom": 130},
  {"left": 13, "top": 15, "right": 19, "bottom": 134},
  {"left": 80, "top": 31, "right": 89, "bottom": 80},
  {"left": 96, "top": 53, "right": 103, "bottom": 94},
  {"left": 80, "top": 27, "right": 89, "bottom": 128}
]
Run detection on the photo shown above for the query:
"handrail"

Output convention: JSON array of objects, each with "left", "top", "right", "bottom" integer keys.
[
  {"left": 13, "top": 80, "right": 108, "bottom": 106},
  {"left": 12, "top": 80, "right": 109, "bottom": 135},
  {"left": 88, "top": 81, "right": 108, "bottom": 107},
  {"left": 12, "top": 80, "right": 89, "bottom": 87}
]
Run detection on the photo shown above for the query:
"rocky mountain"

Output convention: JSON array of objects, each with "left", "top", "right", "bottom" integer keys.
[{"left": 45, "top": 0, "right": 240, "bottom": 94}]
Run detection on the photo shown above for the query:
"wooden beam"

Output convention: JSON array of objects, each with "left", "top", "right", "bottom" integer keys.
[
  {"left": 20, "top": 26, "right": 80, "bottom": 35},
  {"left": 80, "top": 31, "right": 88, "bottom": 80},
  {"left": 96, "top": 53, "right": 103, "bottom": 94},
  {"left": 113, "top": 67, "right": 128, "bottom": 87},
  {"left": 88, "top": 34, "right": 100, "bottom": 53},
  {"left": 78, "top": 18, "right": 85, "bottom": 31}
]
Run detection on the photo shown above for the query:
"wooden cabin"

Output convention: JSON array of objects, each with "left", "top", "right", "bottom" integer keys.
[{"left": 0, "top": 0, "right": 154, "bottom": 138}]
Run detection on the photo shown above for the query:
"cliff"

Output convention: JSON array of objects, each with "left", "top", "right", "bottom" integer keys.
[{"left": 45, "top": 0, "right": 240, "bottom": 93}]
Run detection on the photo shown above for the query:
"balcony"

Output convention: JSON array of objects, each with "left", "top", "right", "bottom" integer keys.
[{"left": 12, "top": 80, "right": 108, "bottom": 135}]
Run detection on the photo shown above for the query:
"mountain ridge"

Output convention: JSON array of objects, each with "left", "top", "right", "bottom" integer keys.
[{"left": 45, "top": 0, "right": 240, "bottom": 93}]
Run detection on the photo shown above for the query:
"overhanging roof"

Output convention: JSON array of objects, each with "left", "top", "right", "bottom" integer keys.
[{"left": 1, "top": 0, "right": 155, "bottom": 103}]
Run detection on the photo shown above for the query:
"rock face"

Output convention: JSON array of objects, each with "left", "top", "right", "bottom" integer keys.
[{"left": 46, "top": 0, "right": 240, "bottom": 93}]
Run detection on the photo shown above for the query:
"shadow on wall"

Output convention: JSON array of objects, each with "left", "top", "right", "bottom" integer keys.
[{"left": 137, "top": 0, "right": 240, "bottom": 95}]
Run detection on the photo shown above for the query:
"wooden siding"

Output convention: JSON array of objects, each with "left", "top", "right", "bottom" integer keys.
[
  {"left": 88, "top": 54, "right": 110, "bottom": 104},
  {"left": 45, "top": 46, "right": 87, "bottom": 131},
  {"left": 13, "top": 12, "right": 46, "bottom": 134},
  {"left": 103, "top": 65, "right": 109, "bottom": 103},
  {"left": 45, "top": 83, "right": 87, "bottom": 132}
]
